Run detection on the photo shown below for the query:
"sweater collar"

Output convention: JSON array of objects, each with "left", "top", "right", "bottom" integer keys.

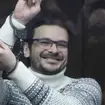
[{"left": 28, "top": 67, "right": 71, "bottom": 90}]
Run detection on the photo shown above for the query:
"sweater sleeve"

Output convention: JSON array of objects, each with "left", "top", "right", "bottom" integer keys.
[
  {"left": 0, "top": 79, "right": 9, "bottom": 105},
  {"left": 0, "top": 15, "right": 25, "bottom": 47},
  {"left": 4, "top": 80, "right": 32, "bottom": 105},
  {"left": 8, "top": 62, "right": 102, "bottom": 105}
]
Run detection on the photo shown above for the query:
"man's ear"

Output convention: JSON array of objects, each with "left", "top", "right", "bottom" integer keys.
[{"left": 23, "top": 42, "right": 30, "bottom": 57}]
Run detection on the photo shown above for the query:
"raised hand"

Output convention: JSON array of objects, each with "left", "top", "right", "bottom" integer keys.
[
  {"left": 13, "top": 0, "right": 42, "bottom": 25},
  {"left": 0, "top": 41, "right": 16, "bottom": 72}
]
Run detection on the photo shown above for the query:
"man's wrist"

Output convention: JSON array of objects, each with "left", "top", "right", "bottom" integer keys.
[
  {"left": 9, "top": 13, "right": 27, "bottom": 40},
  {"left": 12, "top": 13, "right": 28, "bottom": 25},
  {"left": 3, "top": 59, "right": 18, "bottom": 78},
  {"left": 11, "top": 13, "right": 26, "bottom": 29},
  {"left": 8, "top": 61, "right": 37, "bottom": 91}
]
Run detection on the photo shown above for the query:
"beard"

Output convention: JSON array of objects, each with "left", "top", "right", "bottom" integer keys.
[
  {"left": 30, "top": 52, "right": 66, "bottom": 75},
  {"left": 31, "top": 62, "right": 66, "bottom": 75}
]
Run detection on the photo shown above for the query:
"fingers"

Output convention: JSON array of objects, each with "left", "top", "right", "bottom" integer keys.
[
  {"left": 24, "top": 0, "right": 42, "bottom": 7},
  {"left": 25, "top": 0, "right": 36, "bottom": 6},
  {"left": 32, "top": 0, "right": 36, "bottom": 4},
  {"left": 31, "top": 0, "right": 42, "bottom": 4},
  {"left": 39, "top": 0, "right": 42, "bottom": 5}
]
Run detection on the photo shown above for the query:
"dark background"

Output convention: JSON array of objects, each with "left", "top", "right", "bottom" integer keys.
[{"left": 0, "top": 0, "right": 83, "bottom": 24}]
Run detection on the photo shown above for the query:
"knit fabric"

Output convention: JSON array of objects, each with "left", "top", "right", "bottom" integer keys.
[
  {"left": 0, "top": 79, "right": 9, "bottom": 105},
  {"left": 24, "top": 77, "right": 102, "bottom": 105},
  {"left": 3, "top": 80, "right": 32, "bottom": 105},
  {"left": 2, "top": 71, "right": 102, "bottom": 105}
]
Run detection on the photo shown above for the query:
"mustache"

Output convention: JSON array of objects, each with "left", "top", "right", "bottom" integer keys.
[{"left": 40, "top": 53, "right": 63, "bottom": 61}]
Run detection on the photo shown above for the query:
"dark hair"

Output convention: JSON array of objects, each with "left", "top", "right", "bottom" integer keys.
[{"left": 25, "top": 10, "right": 75, "bottom": 45}]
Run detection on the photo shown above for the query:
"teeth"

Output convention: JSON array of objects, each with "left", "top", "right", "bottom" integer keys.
[{"left": 42, "top": 56, "right": 61, "bottom": 61}]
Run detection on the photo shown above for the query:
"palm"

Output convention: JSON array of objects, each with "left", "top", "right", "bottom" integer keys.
[{"left": 14, "top": 0, "right": 41, "bottom": 24}]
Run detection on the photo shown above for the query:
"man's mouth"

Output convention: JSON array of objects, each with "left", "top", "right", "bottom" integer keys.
[
  {"left": 42, "top": 56, "right": 63, "bottom": 61},
  {"left": 40, "top": 53, "right": 64, "bottom": 61}
]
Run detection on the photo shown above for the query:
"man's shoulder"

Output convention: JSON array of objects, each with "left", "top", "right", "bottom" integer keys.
[
  {"left": 63, "top": 76, "right": 101, "bottom": 93},
  {"left": 60, "top": 77, "right": 102, "bottom": 105},
  {"left": 65, "top": 76, "right": 99, "bottom": 85},
  {"left": 70, "top": 77, "right": 101, "bottom": 89},
  {"left": 72, "top": 77, "right": 99, "bottom": 84}
]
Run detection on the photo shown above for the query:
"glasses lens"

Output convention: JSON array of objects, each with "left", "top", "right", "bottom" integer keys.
[
  {"left": 57, "top": 41, "right": 68, "bottom": 49},
  {"left": 32, "top": 38, "right": 68, "bottom": 50},
  {"left": 37, "top": 39, "right": 51, "bottom": 49}
]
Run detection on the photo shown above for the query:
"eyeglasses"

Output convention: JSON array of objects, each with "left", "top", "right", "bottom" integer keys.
[{"left": 30, "top": 38, "right": 68, "bottom": 50}]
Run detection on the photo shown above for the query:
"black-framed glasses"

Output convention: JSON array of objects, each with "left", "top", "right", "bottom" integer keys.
[{"left": 30, "top": 38, "right": 68, "bottom": 50}]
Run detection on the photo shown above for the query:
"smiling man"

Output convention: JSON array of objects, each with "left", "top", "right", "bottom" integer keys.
[
  {"left": 25, "top": 24, "right": 68, "bottom": 75},
  {"left": 0, "top": 0, "right": 102, "bottom": 105}
]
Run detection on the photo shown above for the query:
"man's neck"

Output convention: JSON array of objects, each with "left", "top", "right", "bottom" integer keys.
[
  {"left": 30, "top": 66, "right": 65, "bottom": 75},
  {"left": 28, "top": 67, "right": 72, "bottom": 90}
]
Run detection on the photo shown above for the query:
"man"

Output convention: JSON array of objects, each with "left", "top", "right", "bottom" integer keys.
[{"left": 0, "top": 0, "right": 102, "bottom": 104}]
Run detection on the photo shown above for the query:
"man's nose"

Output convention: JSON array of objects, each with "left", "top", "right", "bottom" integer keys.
[{"left": 48, "top": 43, "right": 58, "bottom": 53}]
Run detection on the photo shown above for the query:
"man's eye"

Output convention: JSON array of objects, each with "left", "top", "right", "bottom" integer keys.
[
  {"left": 39, "top": 40, "right": 50, "bottom": 45},
  {"left": 57, "top": 43, "right": 67, "bottom": 47}
]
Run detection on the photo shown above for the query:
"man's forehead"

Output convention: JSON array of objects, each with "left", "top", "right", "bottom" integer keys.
[{"left": 33, "top": 25, "right": 69, "bottom": 40}]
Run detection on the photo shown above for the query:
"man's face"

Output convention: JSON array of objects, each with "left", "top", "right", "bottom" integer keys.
[{"left": 26, "top": 25, "right": 69, "bottom": 74}]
